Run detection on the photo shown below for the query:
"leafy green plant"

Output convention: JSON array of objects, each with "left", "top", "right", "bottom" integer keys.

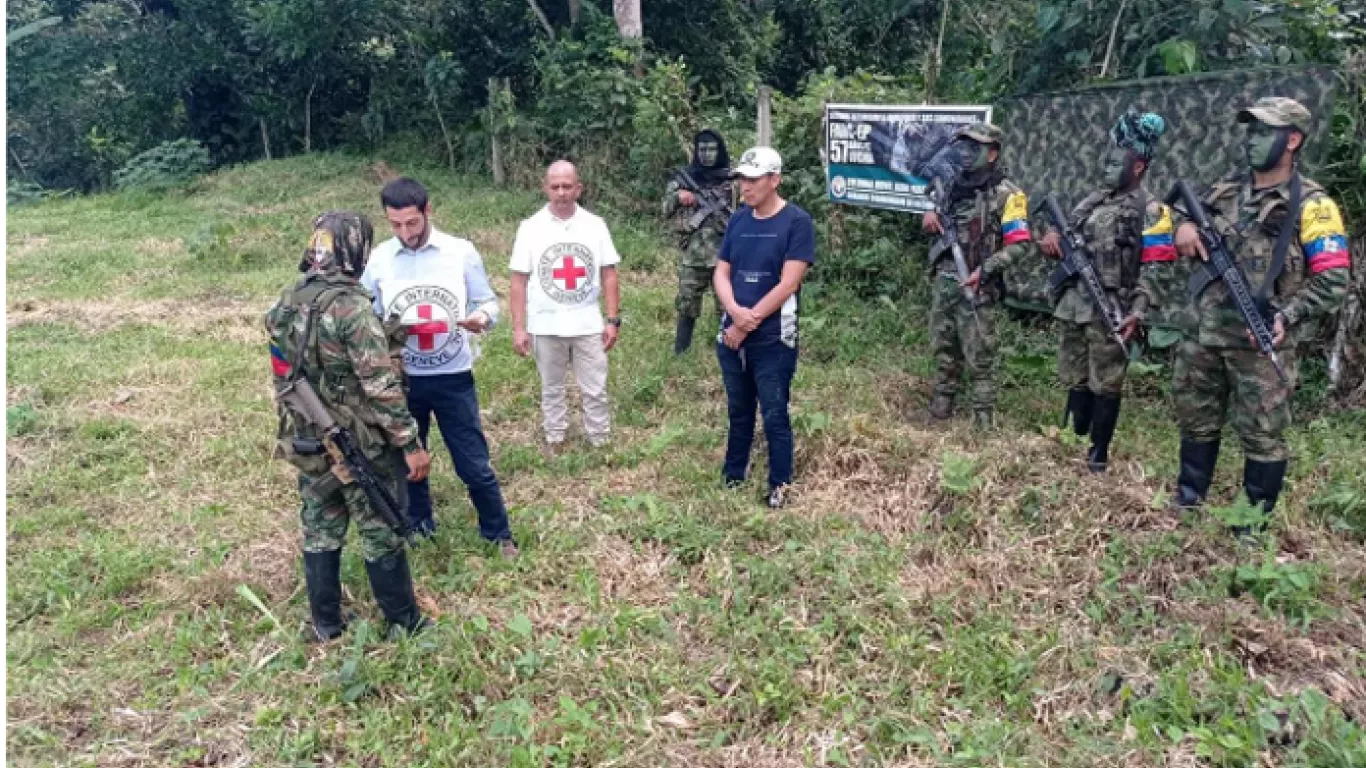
[
  {"left": 1308, "top": 482, "right": 1366, "bottom": 542},
  {"left": 1225, "top": 556, "right": 1329, "bottom": 627},
  {"left": 939, "top": 452, "right": 981, "bottom": 495},
  {"left": 113, "top": 139, "right": 211, "bottom": 191}
]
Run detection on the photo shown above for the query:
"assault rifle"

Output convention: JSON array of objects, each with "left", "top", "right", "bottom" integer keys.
[
  {"left": 1040, "top": 194, "right": 1130, "bottom": 356},
  {"left": 671, "top": 167, "right": 733, "bottom": 232},
  {"left": 277, "top": 376, "right": 412, "bottom": 537},
  {"left": 928, "top": 176, "right": 985, "bottom": 330},
  {"left": 1165, "top": 180, "right": 1288, "bottom": 383}
]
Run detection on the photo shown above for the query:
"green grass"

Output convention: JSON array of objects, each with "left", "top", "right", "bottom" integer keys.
[{"left": 8, "top": 153, "right": 1366, "bottom": 766}]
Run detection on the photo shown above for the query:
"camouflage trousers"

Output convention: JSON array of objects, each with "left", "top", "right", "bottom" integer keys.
[
  {"left": 298, "top": 449, "right": 408, "bottom": 562},
  {"left": 676, "top": 261, "right": 716, "bottom": 320},
  {"left": 930, "top": 274, "right": 997, "bottom": 411},
  {"left": 1058, "top": 318, "right": 1129, "bottom": 396},
  {"left": 1172, "top": 340, "right": 1298, "bottom": 462}
]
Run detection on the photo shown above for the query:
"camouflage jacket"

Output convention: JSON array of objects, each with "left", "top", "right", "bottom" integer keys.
[
  {"left": 1174, "top": 174, "right": 1350, "bottom": 348},
  {"left": 663, "top": 178, "right": 731, "bottom": 267},
  {"left": 1053, "top": 185, "right": 1173, "bottom": 324},
  {"left": 934, "top": 176, "right": 1036, "bottom": 283},
  {"left": 265, "top": 274, "right": 420, "bottom": 461}
]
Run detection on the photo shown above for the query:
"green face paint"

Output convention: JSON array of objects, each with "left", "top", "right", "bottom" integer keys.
[
  {"left": 1102, "top": 147, "right": 1130, "bottom": 190},
  {"left": 1245, "top": 121, "right": 1286, "bottom": 172},
  {"left": 967, "top": 141, "right": 992, "bottom": 172}
]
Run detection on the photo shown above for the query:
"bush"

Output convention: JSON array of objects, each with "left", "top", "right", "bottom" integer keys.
[
  {"left": 113, "top": 139, "right": 212, "bottom": 191},
  {"left": 772, "top": 69, "right": 929, "bottom": 300}
]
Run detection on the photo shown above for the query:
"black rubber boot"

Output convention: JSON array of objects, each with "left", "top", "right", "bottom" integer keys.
[
  {"left": 928, "top": 394, "right": 954, "bottom": 420},
  {"left": 1086, "top": 395, "right": 1122, "bottom": 473},
  {"left": 1064, "top": 387, "right": 1095, "bottom": 437},
  {"left": 673, "top": 315, "right": 696, "bottom": 355},
  {"left": 1172, "top": 439, "right": 1221, "bottom": 510},
  {"left": 303, "top": 550, "right": 345, "bottom": 642},
  {"left": 1243, "top": 458, "right": 1288, "bottom": 514},
  {"left": 364, "top": 551, "right": 428, "bottom": 637}
]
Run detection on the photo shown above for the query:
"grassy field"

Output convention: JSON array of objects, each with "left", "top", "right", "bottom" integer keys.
[{"left": 7, "top": 153, "right": 1366, "bottom": 767}]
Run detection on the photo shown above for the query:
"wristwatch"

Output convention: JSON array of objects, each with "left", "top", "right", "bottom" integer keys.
[{"left": 605, "top": 316, "right": 622, "bottom": 327}]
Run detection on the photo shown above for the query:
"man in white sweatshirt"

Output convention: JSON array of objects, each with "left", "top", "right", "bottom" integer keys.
[
  {"left": 362, "top": 177, "right": 517, "bottom": 558},
  {"left": 509, "top": 160, "right": 622, "bottom": 452}
]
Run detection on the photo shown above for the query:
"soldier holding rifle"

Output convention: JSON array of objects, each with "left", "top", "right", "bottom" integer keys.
[
  {"left": 1037, "top": 108, "right": 1172, "bottom": 473},
  {"left": 1164, "top": 97, "right": 1350, "bottom": 528},
  {"left": 664, "top": 129, "right": 734, "bottom": 354},
  {"left": 921, "top": 122, "right": 1036, "bottom": 430},
  {"left": 266, "top": 211, "right": 433, "bottom": 642}
]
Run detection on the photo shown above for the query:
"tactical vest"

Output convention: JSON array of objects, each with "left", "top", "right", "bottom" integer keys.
[
  {"left": 1072, "top": 186, "right": 1147, "bottom": 294},
  {"left": 267, "top": 275, "right": 386, "bottom": 473},
  {"left": 1192, "top": 175, "right": 1327, "bottom": 346}
]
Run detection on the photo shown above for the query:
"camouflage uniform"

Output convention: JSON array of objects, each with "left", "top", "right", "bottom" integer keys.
[
  {"left": 265, "top": 212, "right": 427, "bottom": 640},
  {"left": 926, "top": 123, "right": 1037, "bottom": 426},
  {"left": 1051, "top": 107, "right": 1173, "bottom": 472},
  {"left": 1164, "top": 98, "right": 1351, "bottom": 516},
  {"left": 666, "top": 130, "right": 733, "bottom": 354}
]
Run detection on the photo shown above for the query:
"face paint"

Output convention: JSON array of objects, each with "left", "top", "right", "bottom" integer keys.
[
  {"left": 1245, "top": 122, "right": 1289, "bottom": 172},
  {"left": 696, "top": 139, "right": 719, "bottom": 167},
  {"left": 966, "top": 141, "right": 992, "bottom": 172},
  {"left": 1102, "top": 147, "right": 1129, "bottom": 190}
]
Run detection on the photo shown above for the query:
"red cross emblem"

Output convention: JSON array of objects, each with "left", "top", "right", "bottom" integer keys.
[
  {"left": 406, "top": 304, "right": 450, "bottom": 351},
  {"left": 552, "top": 255, "right": 589, "bottom": 290}
]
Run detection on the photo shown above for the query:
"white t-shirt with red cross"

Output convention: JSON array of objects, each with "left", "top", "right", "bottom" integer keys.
[{"left": 509, "top": 204, "right": 621, "bottom": 337}]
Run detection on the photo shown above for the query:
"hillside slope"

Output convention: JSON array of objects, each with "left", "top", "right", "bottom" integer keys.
[{"left": 7, "top": 154, "right": 1365, "bottom": 767}]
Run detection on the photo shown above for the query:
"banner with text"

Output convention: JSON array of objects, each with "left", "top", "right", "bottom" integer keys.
[{"left": 825, "top": 103, "right": 992, "bottom": 213}]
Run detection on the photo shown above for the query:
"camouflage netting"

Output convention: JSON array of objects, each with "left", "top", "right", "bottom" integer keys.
[{"left": 996, "top": 66, "right": 1339, "bottom": 334}]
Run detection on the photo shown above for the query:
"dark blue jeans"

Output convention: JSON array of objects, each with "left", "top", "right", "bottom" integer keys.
[
  {"left": 717, "top": 341, "right": 798, "bottom": 489},
  {"left": 406, "top": 371, "right": 512, "bottom": 542}
]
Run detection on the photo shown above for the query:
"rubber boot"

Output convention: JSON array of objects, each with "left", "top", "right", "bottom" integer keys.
[
  {"left": 364, "top": 551, "right": 428, "bottom": 637},
  {"left": 971, "top": 408, "right": 994, "bottom": 431},
  {"left": 303, "top": 550, "right": 345, "bottom": 642},
  {"left": 1086, "top": 395, "right": 1122, "bottom": 473},
  {"left": 673, "top": 315, "right": 696, "bottom": 355},
  {"left": 928, "top": 394, "right": 955, "bottom": 420},
  {"left": 1064, "top": 387, "right": 1095, "bottom": 437},
  {"left": 1233, "top": 458, "right": 1288, "bottom": 540},
  {"left": 1171, "top": 439, "right": 1220, "bottom": 510}
]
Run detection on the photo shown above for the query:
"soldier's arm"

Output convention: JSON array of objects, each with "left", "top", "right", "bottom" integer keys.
[
  {"left": 328, "top": 295, "right": 421, "bottom": 453},
  {"left": 983, "top": 188, "right": 1034, "bottom": 276},
  {"left": 1278, "top": 195, "right": 1351, "bottom": 327},
  {"left": 1130, "top": 201, "right": 1178, "bottom": 319},
  {"left": 662, "top": 179, "right": 683, "bottom": 217}
]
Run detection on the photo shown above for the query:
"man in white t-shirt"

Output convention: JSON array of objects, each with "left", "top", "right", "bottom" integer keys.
[
  {"left": 509, "top": 160, "right": 622, "bottom": 451},
  {"left": 361, "top": 177, "right": 517, "bottom": 558}
]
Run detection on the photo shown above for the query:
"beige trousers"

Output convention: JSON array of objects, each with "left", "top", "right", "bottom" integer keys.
[{"left": 532, "top": 334, "right": 610, "bottom": 444}]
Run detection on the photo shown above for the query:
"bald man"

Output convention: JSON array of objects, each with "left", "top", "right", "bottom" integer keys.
[{"left": 510, "top": 161, "right": 623, "bottom": 453}]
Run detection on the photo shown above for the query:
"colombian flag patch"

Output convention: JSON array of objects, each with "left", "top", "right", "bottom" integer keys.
[
  {"left": 1001, "top": 191, "right": 1031, "bottom": 245},
  {"left": 1141, "top": 205, "right": 1176, "bottom": 263},
  {"left": 1301, "top": 197, "right": 1350, "bottom": 273},
  {"left": 270, "top": 344, "right": 292, "bottom": 377}
]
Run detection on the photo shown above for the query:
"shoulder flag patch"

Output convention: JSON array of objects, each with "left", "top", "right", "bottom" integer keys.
[
  {"left": 1141, "top": 204, "right": 1176, "bottom": 263},
  {"left": 1001, "top": 191, "right": 1031, "bottom": 245},
  {"left": 1301, "top": 197, "right": 1349, "bottom": 274}
]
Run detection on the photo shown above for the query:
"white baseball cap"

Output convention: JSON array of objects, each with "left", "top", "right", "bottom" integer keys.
[{"left": 732, "top": 146, "right": 783, "bottom": 178}]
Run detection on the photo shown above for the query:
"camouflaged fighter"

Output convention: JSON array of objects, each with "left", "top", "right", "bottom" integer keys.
[{"left": 265, "top": 212, "right": 433, "bottom": 642}]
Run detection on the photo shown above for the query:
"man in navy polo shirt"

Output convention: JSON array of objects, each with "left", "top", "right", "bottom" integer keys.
[
  {"left": 362, "top": 177, "right": 517, "bottom": 559},
  {"left": 714, "top": 147, "right": 816, "bottom": 509}
]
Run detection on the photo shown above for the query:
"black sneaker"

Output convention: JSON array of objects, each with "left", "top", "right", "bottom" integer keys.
[
  {"left": 767, "top": 484, "right": 791, "bottom": 509},
  {"left": 722, "top": 476, "right": 744, "bottom": 490}
]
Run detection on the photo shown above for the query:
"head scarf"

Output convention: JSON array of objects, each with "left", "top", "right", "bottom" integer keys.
[
  {"left": 687, "top": 129, "right": 732, "bottom": 185},
  {"left": 1110, "top": 108, "right": 1166, "bottom": 161},
  {"left": 299, "top": 211, "right": 374, "bottom": 277}
]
